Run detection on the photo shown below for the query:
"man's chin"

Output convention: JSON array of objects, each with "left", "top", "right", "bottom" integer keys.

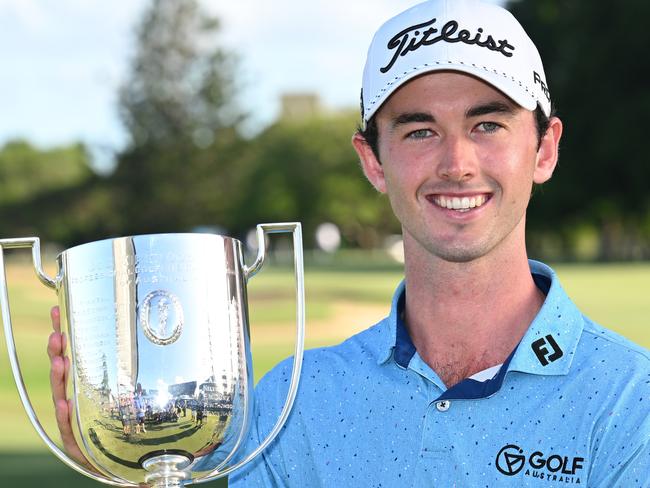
[
  {"left": 435, "top": 249, "right": 486, "bottom": 264},
  {"left": 402, "top": 228, "right": 496, "bottom": 264},
  {"left": 425, "top": 240, "right": 494, "bottom": 264}
]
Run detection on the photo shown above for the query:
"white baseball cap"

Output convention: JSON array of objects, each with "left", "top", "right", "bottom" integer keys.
[{"left": 361, "top": 0, "right": 551, "bottom": 127}]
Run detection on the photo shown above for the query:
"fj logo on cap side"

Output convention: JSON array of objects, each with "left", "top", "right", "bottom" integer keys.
[{"left": 531, "top": 334, "right": 563, "bottom": 366}]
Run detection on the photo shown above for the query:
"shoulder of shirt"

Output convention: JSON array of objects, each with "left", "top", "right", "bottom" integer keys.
[
  {"left": 577, "top": 316, "right": 650, "bottom": 439},
  {"left": 579, "top": 314, "right": 650, "bottom": 366},
  {"left": 574, "top": 315, "right": 650, "bottom": 384},
  {"left": 255, "top": 318, "right": 387, "bottom": 392}
]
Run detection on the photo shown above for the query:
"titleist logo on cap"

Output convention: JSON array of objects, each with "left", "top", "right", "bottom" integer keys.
[{"left": 381, "top": 17, "right": 516, "bottom": 74}]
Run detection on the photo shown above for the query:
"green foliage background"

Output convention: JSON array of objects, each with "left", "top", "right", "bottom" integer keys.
[
  {"left": 508, "top": 0, "right": 650, "bottom": 260},
  {"left": 0, "top": 0, "right": 648, "bottom": 260}
]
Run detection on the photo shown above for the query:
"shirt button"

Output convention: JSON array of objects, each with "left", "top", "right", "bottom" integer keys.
[{"left": 436, "top": 400, "right": 451, "bottom": 412}]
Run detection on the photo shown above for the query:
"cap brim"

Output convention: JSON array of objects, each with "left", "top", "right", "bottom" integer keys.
[{"left": 364, "top": 64, "right": 542, "bottom": 125}]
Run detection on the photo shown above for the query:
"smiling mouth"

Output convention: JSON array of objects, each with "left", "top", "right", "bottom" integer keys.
[{"left": 428, "top": 194, "right": 491, "bottom": 213}]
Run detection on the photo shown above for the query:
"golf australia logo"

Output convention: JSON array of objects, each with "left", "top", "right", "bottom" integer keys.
[
  {"left": 495, "top": 444, "right": 585, "bottom": 484},
  {"left": 140, "top": 290, "right": 184, "bottom": 346},
  {"left": 531, "top": 334, "right": 563, "bottom": 366},
  {"left": 496, "top": 444, "right": 526, "bottom": 476}
]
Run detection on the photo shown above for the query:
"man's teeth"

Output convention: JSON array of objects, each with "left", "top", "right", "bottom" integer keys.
[{"left": 435, "top": 195, "right": 488, "bottom": 212}]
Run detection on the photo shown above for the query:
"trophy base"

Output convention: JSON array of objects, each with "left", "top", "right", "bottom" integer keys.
[{"left": 141, "top": 452, "right": 193, "bottom": 488}]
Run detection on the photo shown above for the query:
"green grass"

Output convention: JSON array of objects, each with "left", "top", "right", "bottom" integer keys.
[
  {"left": 553, "top": 263, "right": 649, "bottom": 345},
  {"left": 0, "top": 259, "right": 648, "bottom": 487},
  {"left": 246, "top": 268, "right": 401, "bottom": 324}
]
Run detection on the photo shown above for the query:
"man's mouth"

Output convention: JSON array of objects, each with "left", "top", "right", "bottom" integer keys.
[{"left": 428, "top": 194, "right": 491, "bottom": 213}]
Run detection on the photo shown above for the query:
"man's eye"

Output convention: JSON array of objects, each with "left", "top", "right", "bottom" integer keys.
[
  {"left": 407, "top": 129, "right": 433, "bottom": 139},
  {"left": 476, "top": 122, "right": 501, "bottom": 133}
]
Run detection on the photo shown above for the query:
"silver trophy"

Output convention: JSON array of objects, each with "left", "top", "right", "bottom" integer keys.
[{"left": 0, "top": 223, "right": 305, "bottom": 487}]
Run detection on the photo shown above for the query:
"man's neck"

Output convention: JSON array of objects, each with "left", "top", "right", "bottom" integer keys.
[{"left": 402, "top": 235, "right": 545, "bottom": 388}]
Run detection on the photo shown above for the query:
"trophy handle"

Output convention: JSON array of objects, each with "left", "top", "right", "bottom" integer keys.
[
  {"left": 199, "top": 223, "right": 306, "bottom": 481},
  {"left": 0, "top": 238, "right": 133, "bottom": 487}
]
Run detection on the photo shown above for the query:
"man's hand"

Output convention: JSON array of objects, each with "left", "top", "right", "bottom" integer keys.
[
  {"left": 48, "top": 307, "right": 161, "bottom": 486},
  {"left": 47, "top": 306, "right": 93, "bottom": 469}
]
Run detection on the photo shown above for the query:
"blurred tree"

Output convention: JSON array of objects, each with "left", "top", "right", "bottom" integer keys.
[
  {"left": 0, "top": 140, "right": 103, "bottom": 243},
  {"left": 229, "top": 111, "right": 399, "bottom": 248},
  {"left": 118, "top": 0, "right": 240, "bottom": 148},
  {"left": 8, "top": 0, "right": 648, "bottom": 259},
  {"left": 0, "top": 140, "right": 90, "bottom": 206},
  {"left": 111, "top": 0, "right": 243, "bottom": 236},
  {"left": 508, "top": 0, "right": 650, "bottom": 260},
  {"left": 0, "top": 176, "right": 122, "bottom": 246}
]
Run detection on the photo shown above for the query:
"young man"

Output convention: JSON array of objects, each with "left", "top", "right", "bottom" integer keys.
[
  {"left": 49, "top": 0, "right": 649, "bottom": 486},
  {"left": 228, "top": 1, "right": 649, "bottom": 485}
]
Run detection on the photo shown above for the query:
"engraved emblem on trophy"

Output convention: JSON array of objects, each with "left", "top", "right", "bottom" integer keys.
[
  {"left": 0, "top": 223, "right": 305, "bottom": 487},
  {"left": 140, "top": 290, "right": 184, "bottom": 346}
]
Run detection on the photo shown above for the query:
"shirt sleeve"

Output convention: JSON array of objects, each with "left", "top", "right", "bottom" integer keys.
[
  {"left": 590, "top": 434, "right": 650, "bottom": 487},
  {"left": 587, "top": 379, "right": 650, "bottom": 487}
]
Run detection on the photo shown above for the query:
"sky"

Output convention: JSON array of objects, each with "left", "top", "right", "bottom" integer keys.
[{"left": 0, "top": 0, "right": 503, "bottom": 167}]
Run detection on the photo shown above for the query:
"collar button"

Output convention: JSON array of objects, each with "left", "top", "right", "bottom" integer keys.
[{"left": 436, "top": 400, "right": 451, "bottom": 412}]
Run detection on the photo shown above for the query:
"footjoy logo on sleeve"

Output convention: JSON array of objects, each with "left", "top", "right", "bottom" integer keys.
[{"left": 496, "top": 444, "right": 585, "bottom": 484}]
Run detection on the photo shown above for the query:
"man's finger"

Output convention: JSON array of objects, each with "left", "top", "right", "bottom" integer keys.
[
  {"left": 50, "top": 306, "right": 61, "bottom": 333},
  {"left": 54, "top": 398, "right": 74, "bottom": 440},
  {"left": 47, "top": 331, "right": 63, "bottom": 360},
  {"left": 50, "top": 355, "right": 67, "bottom": 406},
  {"left": 54, "top": 398, "right": 92, "bottom": 469},
  {"left": 48, "top": 306, "right": 64, "bottom": 360}
]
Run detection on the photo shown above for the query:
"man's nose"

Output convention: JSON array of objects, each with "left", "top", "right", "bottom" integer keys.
[{"left": 436, "top": 135, "right": 477, "bottom": 182}]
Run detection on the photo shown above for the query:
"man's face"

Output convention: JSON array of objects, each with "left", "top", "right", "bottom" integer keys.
[{"left": 354, "top": 71, "right": 560, "bottom": 264}]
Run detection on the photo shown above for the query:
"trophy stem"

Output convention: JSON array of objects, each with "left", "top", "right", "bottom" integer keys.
[{"left": 142, "top": 454, "right": 192, "bottom": 488}]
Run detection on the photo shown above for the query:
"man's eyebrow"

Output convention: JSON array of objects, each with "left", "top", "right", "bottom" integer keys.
[
  {"left": 466, "top": 101, "right": 517, "bottom": 118},
  {"left": 391, "top": 112, "right": 436, "bottom": 128}
]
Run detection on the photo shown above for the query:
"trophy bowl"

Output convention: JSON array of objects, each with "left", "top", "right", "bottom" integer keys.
[{"left": 0, "top": 223, "right": 305, "bottom": 487}]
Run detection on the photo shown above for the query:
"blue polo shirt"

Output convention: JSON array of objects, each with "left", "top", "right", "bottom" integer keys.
[{"left": 229, "top": 261, "right": 650, "bottom": 487}]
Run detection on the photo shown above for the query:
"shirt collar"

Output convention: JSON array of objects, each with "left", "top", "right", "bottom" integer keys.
[
  {"left": 376, "top": 280, "right": 404, "bottom": 365},
  {"left": 377, "top": 260, "right": 584, "bottom": 377},
  {"left": 507, "top": 260, "right": 583, "bottom": 376}
]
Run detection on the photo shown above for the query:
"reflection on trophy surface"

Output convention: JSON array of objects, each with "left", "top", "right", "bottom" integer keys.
[{"left": 0, "top": 223, "right": 305, "bottom": 487}]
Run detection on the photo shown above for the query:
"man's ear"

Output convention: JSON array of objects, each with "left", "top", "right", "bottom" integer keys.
[
  {"left": 351, "top": 132, "right": 387, "bottom": 193},
  {"left": 533, "top": 116, "right": 563, "bottom": 184}
]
